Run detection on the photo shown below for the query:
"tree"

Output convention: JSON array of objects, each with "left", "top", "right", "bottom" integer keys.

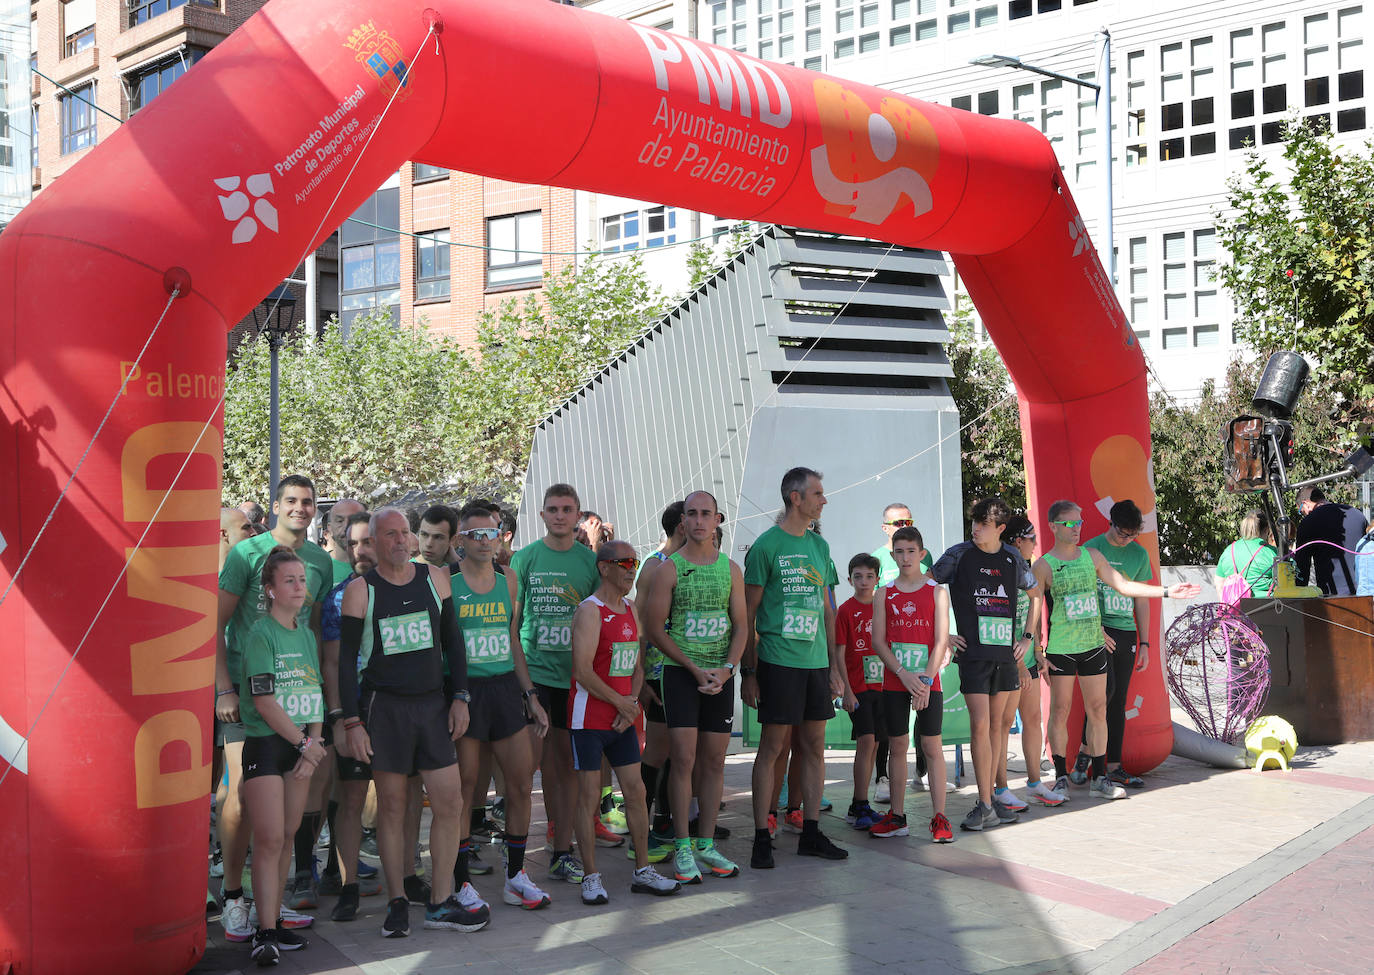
[
  {"left": 1214, "top": 120, "right": 1374, "bottom": 437},
  {"left": 684, "top": 222, "right": 759, "bottom": 292}
]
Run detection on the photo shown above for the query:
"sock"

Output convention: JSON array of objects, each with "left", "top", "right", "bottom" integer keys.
[
  {"left": 294, "top": 810, "right": 321, "bottom": 876},
  {"left": 1091, "top": 755, "right": 1108, "bottom": 779},
  {"left": 802, "top": 818, "right": 819, "bottom": 838},
  {"left": 324, "top": 800, "right": 340, "bottom": 876},
  {"left": 224, "top": 886, "right": 244, "bottom": 901},
  {"left": 694, "top": 837, "right": 714, "bottom": 852},
  {"left": 454, "top": 838, "right": 471, "bottom": 887},
  {"left": 640, "top": 763, "right": 660, "bottom": 820},
  {"left": 553, "top": 848, "right": 571, "bottom": 859},
  {"left": 875, "top": 739, "right": 889, "bottom": 779},
  {"left": 470, "top": 806, "right": 486, "bottom": 833},
  {"left": 674, "top": 836, "right": 691, "bottom": 851},
  {"left": 503, "top": 833, "right": 527, "bottom": 878},
  {"left": 850, "top": 797, "right": 864, "bottom": 810},
  {"left": 1053, "top": 754, "right": 1067, "bottom": 778},
  {"left": 754, "top": 827, "right": 771, "bottom": 844}
]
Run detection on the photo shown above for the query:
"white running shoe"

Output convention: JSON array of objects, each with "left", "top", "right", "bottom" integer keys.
[
  {"left": 1026, "top": 780, "right": 1069, "bottom": 806},
  {"left": 1090, "top": 775, "right": 1128, "bottom": 801},
  {"left": 993, "top": 786, "right": 1029, "bottom": 812},
  {"left": 221, "top": 896, "right": 252, "bottom": 943},
  {"left": 456, "top": 881, "right": 489, "bottom": 912},
  {"left": 502, "top": 869, "right": 552, "bottom": 910},
  {"left": 630, "top": 865, "right": 681, "bottom": 896},
  {"left": 874, "top": 776, "right": 891, "bottom": 803},
  {"left": 249, "top": 903, "right": 313, "bottom": 930},
  {"left": 580, "top": 872, "right": 609, "bottom": 905}
]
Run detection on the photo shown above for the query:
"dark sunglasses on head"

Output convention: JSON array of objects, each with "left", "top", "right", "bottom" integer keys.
[
  {"left": 885, "top": 518, "right": 914, "bottom": 528},
  {"left": 459, "top": 527, "right": 501, "bottom": 540},
  {"left": 600, "top": 557, "right": 640, "bottom": 571}
]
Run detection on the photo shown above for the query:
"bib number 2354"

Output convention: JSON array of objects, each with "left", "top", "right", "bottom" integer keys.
[{"left": 781, "top": 606, "right": 821, "bottom": 641}]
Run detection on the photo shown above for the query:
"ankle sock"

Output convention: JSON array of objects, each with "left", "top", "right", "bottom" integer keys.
[
  {"left": 1091, "top": 755, "right": 1108, "bottom": 778},
  {"left": 454, "top": 838, "right": 471, "bottom": 886},
  {"left": 801, "top": 818, "right": 819, "bottom": 838},
  {"left": 1052, "top": 754, "right": 1067, "bottom": 778},
  {"left": 503, "top": 833, "right": 527, "bottom": 877}
]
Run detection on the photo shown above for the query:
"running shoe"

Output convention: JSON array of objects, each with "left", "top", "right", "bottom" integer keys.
[
  {"left": 221, "top": 895, "right": 252, "bottom": 943},
  {"left": 357, "top": 859, "right": 379, "bottom": 880},
  {"left": 321, "top": 868, "right": 382, "bottom": 897},
  {"left": 631, "top": 865, "right": 681, "bottom": 896},
  {"left": 277, "top": 906, "right": 314, "bottom": 930},
  {"left": 920, "top": 774, "right": 957, "bottom": 793},
  {"left": 750, "top": 835, "right": 775, "bottom": 870},
  {"left": 673, "top": 843, "right": 703, "bottom": 884},
  {"left": 846, "top": 801, "right": 881, "bottom": 830},
  {"left": 403, "top": 874, "right": 431, "bottom": 905},
  {"left": 782, "top": 809, "right": 804, "bottom": 834},
  {"left": 1108, "top": 767, "right": 1145, "bottom": 789},
  {"left": 423, "top": 892, "right": 490, "bottom": 932},
  {"left": 991, "top": 797, "right": 1020, "bottom": 824},
  {"left": 1090, "top": 775, "right": 1128, "bottom": 801},
  {"left": 693, "top": 840, "right": 740, "bottom": 878},
  {"left": 960, "top": 801, "right": 999, "bottom": 832},
  {"left": 601, "top": 806, "right": 630, "bottom": 834},
  {"left": 766, "top": 813, "right": 777, "bottom": 838},
  {"left": 869, "top": 812, "right": 909, "bottom": 838},
  {"left": 502, "top": 869, "right": 552, "bottom": 910},
  {"left": 316, "top": 822, "right": 331, "bottom": 851},
  {"left": 1052, "top": 774, "right": 1073, "bottom": 797},
  {"left": 459, "top": 880, "right": 490, "bottom": 911},
  {"left": 465, "top": 844, "right": 494, "bottom": 876},
  {"left": 594, "top": 819, "right": 626, "bottom": 847},
  {"left": 818, "top": 796, "right": 833, "bottom": 812},
  {"left": 993, "top": 786, "right": 1028, "bottom": 812},
  {"left": 471, "top": 815, "right": 503, "bottom": 839},
  {"left": 1070, "top": 752, "right": 1091, "bottom": 785},
  {"left": 287, "top": 868, "right": 318, "bottom": 911},
  {"left": 490, "top": 797, "right": 506, "bottom": 829},
  {"left": 273, "top": 924, "right": 307, "bottom": 951},
  {"left": 580, "top": 872, "right": 609, "bottom": 905},
  {"left": 688, "top": 818, "right": 731, "bottom": 840},
  {"left": 624, "top": 831, "right": 674, "bottom": 863},
  {"left": 797, "top": 831, "right": 848, "bottom": 860},
  {"left": 360, "top": 828, "right": 379, "bottom": 859},
  {"left": 1026, "top": 780, "right": 1069, "bottom": 806},
  {"left": 382, "top": 896, "right": 409, "bottom": 938},
  {"left": 929, "top": 813, "right": 954, "bottom": 843},
  {"left": 250, "top": 928, "right": 279, "bottom": 967},
  {"left": 548, "top": 852, "right": 585, "bottom": 884},
  {"left": 209, "top": 846, "right": 224, "bottom": 879},
  {"left": 874, "top": 775, "right": 891, "bottom": 803},
  {"left": 330, "top": 885, "right": 360, "bottom": 922}
]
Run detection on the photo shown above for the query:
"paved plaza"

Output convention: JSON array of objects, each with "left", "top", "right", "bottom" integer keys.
[{"left": 194, "top": 735, "right": 1374, "bottom": 975}]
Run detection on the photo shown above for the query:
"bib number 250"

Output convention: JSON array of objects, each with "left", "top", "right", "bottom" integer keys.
[{"left": 535, "top": 622, "right": 573, "bottom": 652}]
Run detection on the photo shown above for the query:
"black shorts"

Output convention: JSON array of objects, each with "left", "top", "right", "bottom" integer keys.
[
  {"left": 534, "top": 683, "right": 570, "bottom": 732},
  {"left": 336, "top": 747, "right": 372, "bottom": 782},
  {"left": 465, "top": 671, "right": 530, "bottom": 742},
  {"left": 360, "top": 689, "right": 457, "bottom": 775},
  {"left": 755, "top": 660, "right": 835, "bottom": 726},
  {"left": 570, "top": 727, "right": 641, "bottom": 771},
  {"left": 662, "top": 665, "right": 735, "bottom": 734},
  {"left": 215, "top": 716, "right": 247, "bottom": 747},
  {"left": 1046, "top": 646, "right": 1110, "bottom": 677},
  {"left": 957, "top": 657, "right": 1021, "bottom": 696},
  {"left": 879, "top": 689, "right": 943, "bottom": 739},
  {"left": 242, "top": 733, "right": 300, "bottom": 780},
  {"left": 849, "top": 690, "right": 881, "bottom": 739},
  {"left": 643, "top": 676, "right": 666, "bottom": 724}
]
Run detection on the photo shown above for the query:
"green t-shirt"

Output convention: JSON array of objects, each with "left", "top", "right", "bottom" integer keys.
[
  {"left": 666, "top": 551, "right": 733, "bottom": 668},
  {"left": 331, "top": 557, "right": 353, "bottom": 587},
  {"left": 454, "top": 569, "right": 516, "bottom": 679},
  {"left": 1044, "top": 548, "right": 1102, "bottom": 655},
  {"left": 511, "top": 539, "right": 600, "bottom": 689},
  {"left": 1217, "top": 538, "right": 1278, "bottom": 597},
  {"left": 872, "top": 545, "right": 933, "bottom": 588},
  {"left": 1015, "top": 588, "right": 1036, "bottom": 668},
  {"left": 238, "top": 615, "right": 324, "bottom": 739},
  {"left": 218, "top": 533, "right": 334, "bottom": 685},
  {"left": 1083, "top": 534, "right": 1152, "bottom": 631},
  {"left": 745, "top": 526, "right": 839, "bottom": 669}
]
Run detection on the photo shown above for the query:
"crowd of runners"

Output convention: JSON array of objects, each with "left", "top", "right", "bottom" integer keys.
[{"left": 213, "top": 467, "right": 1199, "bottom": 966}]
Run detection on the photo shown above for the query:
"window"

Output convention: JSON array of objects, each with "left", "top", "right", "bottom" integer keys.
[
  {"left": 602, "top": 205, "right": 678, "bottom": 252},
  {"left": 339, "top": 187, "right": 401, "bottom": 331},
  {"left": 128, "top": 0, "right": 217, "bottom": 29},
  {"left": 413, "top": 164, "right": 448, "bottom": 181},
  {"left": 63, "top": 0, "right": 95, "bottom": 57},
  {"left": 1127, "top": 236, "right": 1148, "bottom": 329},
  {"left": 415, "top": 229, "right": 450, "bottom": 300},
  {"left": 487, "top": 211, "right": 542, "bottom": 288},
  {"left": 710, "top": 0, "right": 749, "bottom": 52},
  {"left": 127, "top": 49, "right": 205, "bottom": 113},
  {"left": 59, "top": 82, "right": 97, "bottom": 154}
]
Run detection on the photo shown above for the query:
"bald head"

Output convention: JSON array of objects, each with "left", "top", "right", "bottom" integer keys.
[
  {"left": 326, "top": 498, "right": 365, "bottom": 555},
  {"left": 220, "top": 508, "right": 253, "bottom": 569}
]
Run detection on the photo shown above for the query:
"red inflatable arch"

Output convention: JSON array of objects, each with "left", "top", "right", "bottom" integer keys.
[{"left": 0, "top": 0, "right": 1164, "bottom": 970}]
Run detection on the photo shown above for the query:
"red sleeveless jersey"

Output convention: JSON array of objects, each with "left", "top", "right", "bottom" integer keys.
[
  {"left": 569, "top": 595, "right": 640, "bottom": 731},
  {"left": 836, "top": 597, "right": 879, "bottom": 693},
  {"left": 882, "top": 580, "right": 940, "bottom": 693}
]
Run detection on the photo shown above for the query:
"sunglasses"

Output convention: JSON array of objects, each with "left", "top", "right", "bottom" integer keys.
[
  {"left": 1112, "top": 525, "right": 1140, "bottom": 539},
  {"left": 599, "top": 557, "right": 640, "bottom": 571},
  {"left": 1051, "top": 519, "right": 1084, "bottom": 528},
  {"left": 885, "top": 518, "right": 914, "bottom": 527},
  {"left": 459, "top": 527, "right": 501, "bottom": 540}
]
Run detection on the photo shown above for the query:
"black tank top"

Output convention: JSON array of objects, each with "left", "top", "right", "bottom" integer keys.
[{"left": 359, "top": 563, "right": 444, "bottom": 696}]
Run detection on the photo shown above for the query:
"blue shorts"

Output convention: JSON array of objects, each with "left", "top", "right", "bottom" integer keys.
[{"left": 570, "top": 727, "right": 641, "bottom": 771}]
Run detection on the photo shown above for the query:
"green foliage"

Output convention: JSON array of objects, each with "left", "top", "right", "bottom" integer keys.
[
  {"left": 1215, "top": 121, "right": 1374, "bottom": 435},
  {"left": 685, "top": 223, "right": 758, "bottom": 292},
  {"left": 944, "top": 297, "right": 1026, "bottom": 512}
]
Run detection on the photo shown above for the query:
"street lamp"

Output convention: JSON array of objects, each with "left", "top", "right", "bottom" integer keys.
[
  {"left": 251, "top": 283, "right": 298, "bottom": 527},
  {"left": 971, "top": 29, "right": 1115, "bottom": 292}
]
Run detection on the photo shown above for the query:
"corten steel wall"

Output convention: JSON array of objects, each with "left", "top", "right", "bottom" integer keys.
[{"left": 516, "top": 227, "right": 965, "bottom": 584}]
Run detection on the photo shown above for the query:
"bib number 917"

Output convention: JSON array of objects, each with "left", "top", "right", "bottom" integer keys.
[
  {"left": 781, "top": 606, "right": 821, "bottom": 641},
  {"left": 892, "top": 642, "right": 928, "bottom": 673}
]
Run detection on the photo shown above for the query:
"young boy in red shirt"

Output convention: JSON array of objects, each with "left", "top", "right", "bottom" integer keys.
[{"left": 837, "top": 554, "right": 883, "bottom": 830}]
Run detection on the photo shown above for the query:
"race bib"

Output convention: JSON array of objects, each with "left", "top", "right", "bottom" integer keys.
[
  {"left": 379, "top": 611, "right": 433, "bottom": 655},
  {"left": 277, "top": 686, "right": 323, "bottom": 724},
  {"left": 1101, "top": 588, "right": 1134, "bottom": 617},
  {"left": 534, "top": 619, "right": 573, "bottom": 654},
  {"left": 892, "top": 642, "right": 928, "bottom": 673},
  {"left": 781, "top": 605, "right": 821, "bottom": 641},
  {"left": 464, "top": 627, "right": 512, "bottom": 665},
  {"left": 609, "top": 641, "right": 639, "bottom": 677},
  {"left": 977, "top": 615, "right": 1013, "bottom": 647},
  {"left": 1063, "top": 593, "right": 1098, "bottom": 621},
  {"left": 684, "top": 610, "right": 729, "bottom": 641},
  {"left": 862, "top": 654, "right": 883, "bottom": 684}
]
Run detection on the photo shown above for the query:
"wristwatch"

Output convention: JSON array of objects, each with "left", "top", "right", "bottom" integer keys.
[
  {"left": 740, "top": 665, "right": 756, "bottom": 677},
  {"left": 724, "top": 662, "right": 737, "bottom": 675},
  {"left": 452, "top": 689, "right": 472, "bottom": 703},
  {"left": 1138, "top": 641, "right": 1151, "bottom": 648},
  {"left": 1021, "top": 631, "right": 1033, "bottom": 642},
  {"left": 917, "top": 675, "right": 934, "bottom": 687}
]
